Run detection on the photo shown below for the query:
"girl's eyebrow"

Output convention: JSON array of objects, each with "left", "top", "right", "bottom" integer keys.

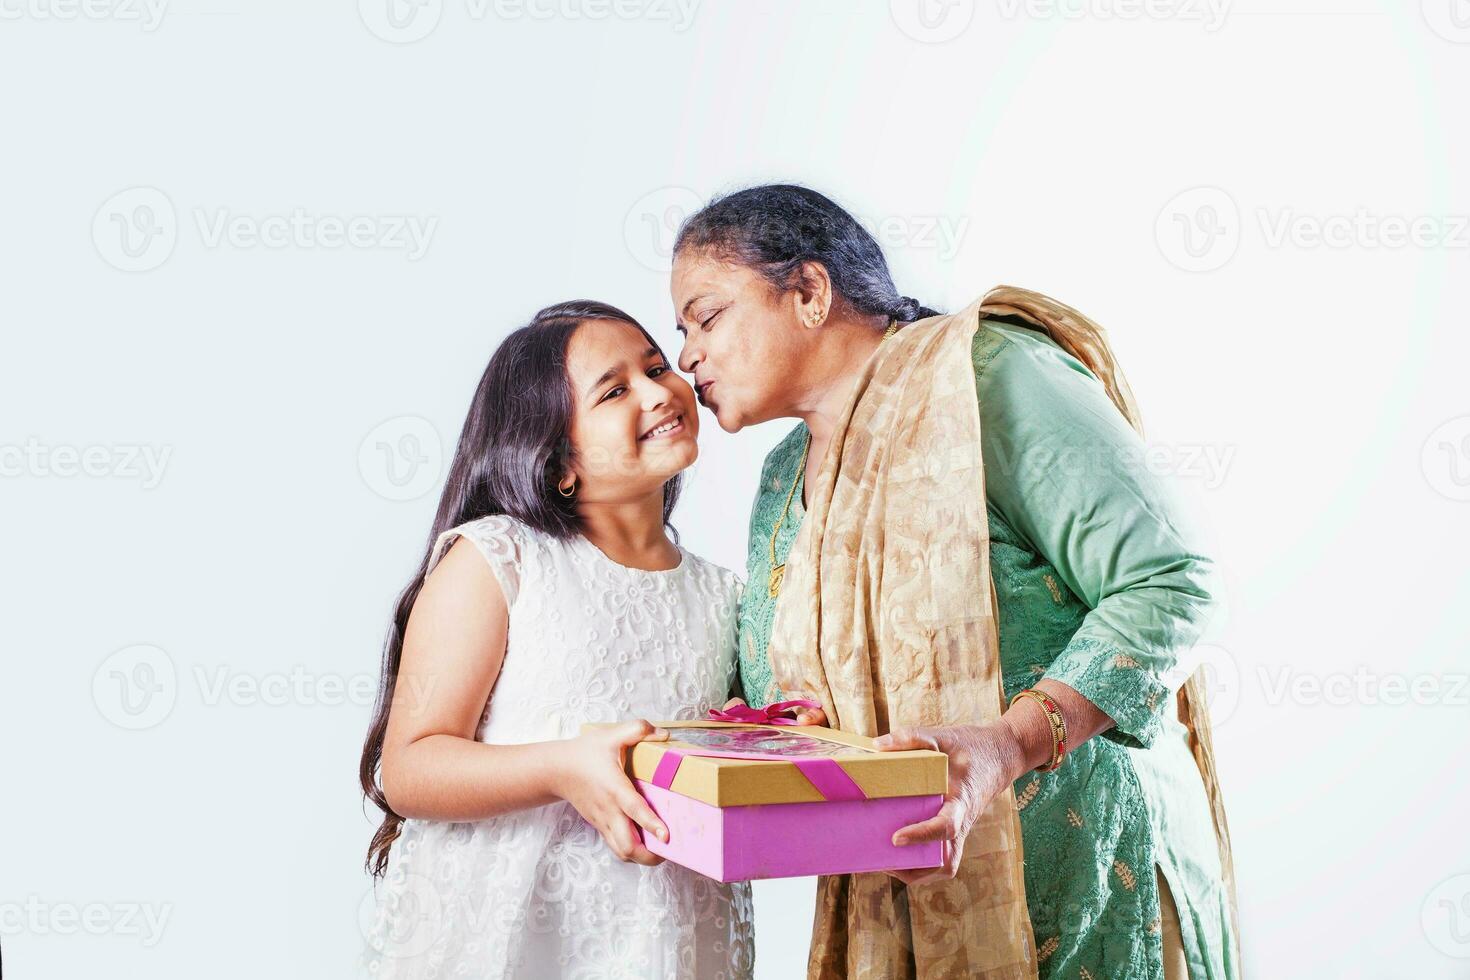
[{"left": 584, "top": 347, "right": 660, "bottom": 399}]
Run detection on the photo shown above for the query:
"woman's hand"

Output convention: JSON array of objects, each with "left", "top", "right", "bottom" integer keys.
[
  {"left": 873, "top": 721, "right": 1031, "bottom": 885},
  {"left": 554, "top": 720, "right": 670, "bottom": 867},
  {"left": 719, "top": 697, "right": 828, "bottom": 726}
]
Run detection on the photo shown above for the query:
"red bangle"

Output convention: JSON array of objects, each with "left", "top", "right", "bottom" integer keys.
[{"left": 1008, "top": 688, "right": 1068, "bottom": 772}]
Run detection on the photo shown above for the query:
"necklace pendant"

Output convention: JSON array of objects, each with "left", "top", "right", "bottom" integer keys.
[{"left": 767, "top": 564, "right": 786, "bottom": 598}]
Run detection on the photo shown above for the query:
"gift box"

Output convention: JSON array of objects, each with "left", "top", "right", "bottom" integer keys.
[{"left": 598, "top": 710, "right": 947, "bottom": 883}]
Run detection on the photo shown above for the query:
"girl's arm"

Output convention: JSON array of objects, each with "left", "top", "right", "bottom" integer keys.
[{"left": 380, "top": 537, "right": 669, "bottom": 864}]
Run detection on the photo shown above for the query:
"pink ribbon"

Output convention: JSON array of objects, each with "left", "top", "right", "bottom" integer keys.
[
  {"left": 705, "top": 698, "right": 822, "bottom": 726},
  {"left": 650, "top": 744, "right": 867, "bottom": 803}
]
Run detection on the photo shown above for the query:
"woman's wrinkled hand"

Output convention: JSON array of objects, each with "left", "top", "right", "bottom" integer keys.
[
  {"left": 556, "top": 719, "right": 670, "bottom": 866},
  {"left": 873, "top": 721, "right": 1029, "bottom": 885},
  {"left": 720, "top": 696, "right": 827, "bottom": 726}
]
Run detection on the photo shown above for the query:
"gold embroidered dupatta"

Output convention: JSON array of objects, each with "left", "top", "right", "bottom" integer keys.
[{"left": 767, "top": 286, "right": 1240, "bottom": 979}]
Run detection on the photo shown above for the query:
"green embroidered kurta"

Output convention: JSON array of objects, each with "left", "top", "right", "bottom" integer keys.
[{"left": 737, "top": 319, "right": 1238, "bottom": 980}]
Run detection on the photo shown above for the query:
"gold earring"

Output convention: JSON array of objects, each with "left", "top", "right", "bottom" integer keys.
[
  {"left": 808, "top": 309, "right": 824, "bottom": 325},
  {"left": 558, "top": 478, "right": 577, "bottom": 498}
]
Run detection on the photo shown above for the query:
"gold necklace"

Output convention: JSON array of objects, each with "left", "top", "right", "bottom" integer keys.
[{"left": 767, "top": 317, "right": 900, "bottom": 598}]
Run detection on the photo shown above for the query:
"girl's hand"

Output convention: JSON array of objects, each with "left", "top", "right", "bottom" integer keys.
[
  {"left": 872, "top": 722, "right": 1029, "bottom": 885},
  {"left": 555, "top": 720, "right": 671, "bottom": 866},
  {"left": 720, "top": 696, "right": 828, "bottom": 726}
]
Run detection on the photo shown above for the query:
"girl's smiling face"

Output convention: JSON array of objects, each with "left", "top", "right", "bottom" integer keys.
[{"left": 561, "top": 318, "right": 699, "bottom": 501}]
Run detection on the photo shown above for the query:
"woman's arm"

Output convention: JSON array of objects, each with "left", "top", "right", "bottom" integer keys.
[
  {"left": 875, "top": 325, "right": 1220, "bottom": 883},
  {"left": 381, "top": 537, "right": 669, "bottom": 863}
]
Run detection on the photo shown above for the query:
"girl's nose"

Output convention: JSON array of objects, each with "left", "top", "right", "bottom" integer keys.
[{"left": 634, "top": 373, "right": 671, "bottom": 411}]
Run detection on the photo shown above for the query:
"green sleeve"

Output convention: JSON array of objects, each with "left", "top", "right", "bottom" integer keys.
[{"left": 976, "top": 325, "right": 1220, "bottom": 749}]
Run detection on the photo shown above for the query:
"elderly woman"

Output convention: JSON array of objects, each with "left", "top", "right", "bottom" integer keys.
[{"left": 670, "top": 185, "right": 1240, "bottom": 980}]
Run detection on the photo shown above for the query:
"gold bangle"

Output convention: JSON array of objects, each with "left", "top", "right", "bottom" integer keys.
[{"left": 1008, "top": 688, "right": 1069, "bottom": 772}]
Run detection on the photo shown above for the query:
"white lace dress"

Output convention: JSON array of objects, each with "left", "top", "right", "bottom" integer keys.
[{"left": 363, "top": 515, "right": 755, "bottom": 980}]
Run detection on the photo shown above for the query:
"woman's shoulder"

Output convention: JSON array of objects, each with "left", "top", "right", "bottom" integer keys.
[{"left": 974, "top": 317, "right": 1094, "bottom": 382}]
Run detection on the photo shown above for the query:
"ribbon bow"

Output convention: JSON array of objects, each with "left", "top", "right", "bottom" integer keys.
[{"left": 706, "top": 698, "right": 822, "bottom": 726}]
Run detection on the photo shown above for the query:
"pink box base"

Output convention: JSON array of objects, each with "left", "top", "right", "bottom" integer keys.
[{"left": 634, "top": 779, "right": 944, "bottom": 883}]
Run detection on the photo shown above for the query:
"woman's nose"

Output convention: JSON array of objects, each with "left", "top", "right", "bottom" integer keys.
[{"left": 677, "top": 335, "right": 699, "bottom": 374}]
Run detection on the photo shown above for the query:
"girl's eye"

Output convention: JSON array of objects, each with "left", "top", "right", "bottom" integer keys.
[
  {"left": 649, "top": 365, "right": 668, "bottom": 377},
  {"left": 601, "top": 385, "right": 626, "bottom": 402}
]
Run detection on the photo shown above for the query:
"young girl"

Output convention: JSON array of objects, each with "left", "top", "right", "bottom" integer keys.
[{"left": 360, "top": 301, "right": 754, "bottom": 979}]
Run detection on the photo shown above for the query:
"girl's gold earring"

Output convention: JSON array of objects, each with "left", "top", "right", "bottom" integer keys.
[{"left": 558, "top": 478, "right": 577, "bottom": 498}]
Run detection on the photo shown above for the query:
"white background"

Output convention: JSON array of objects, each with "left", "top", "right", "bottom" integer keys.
[{"left": 3, "top": 1, "right": 1468, "bottom": 977}]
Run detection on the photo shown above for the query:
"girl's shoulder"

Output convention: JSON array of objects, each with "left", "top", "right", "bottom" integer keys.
[
  {"left": 677, "top": 547, "right": 745, "bottom": 603},
  {"left": 428, "top": 514, "right": 563, "bottom": 606}
]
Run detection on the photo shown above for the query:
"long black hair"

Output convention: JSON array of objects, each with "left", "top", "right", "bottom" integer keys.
[
  {"left": 360, "top": 300, "right": 683, "bottom": 877},
  {"left": 674, "top": 184, "right": 942, "bottom": 323}
]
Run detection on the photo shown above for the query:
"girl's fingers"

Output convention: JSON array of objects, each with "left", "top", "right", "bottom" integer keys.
[
  {"left": 614, "top": 719, "right": 667, "bottom": 746},
  {"left": 620, "top": 789, "right": 668, "bottom": 843}
]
